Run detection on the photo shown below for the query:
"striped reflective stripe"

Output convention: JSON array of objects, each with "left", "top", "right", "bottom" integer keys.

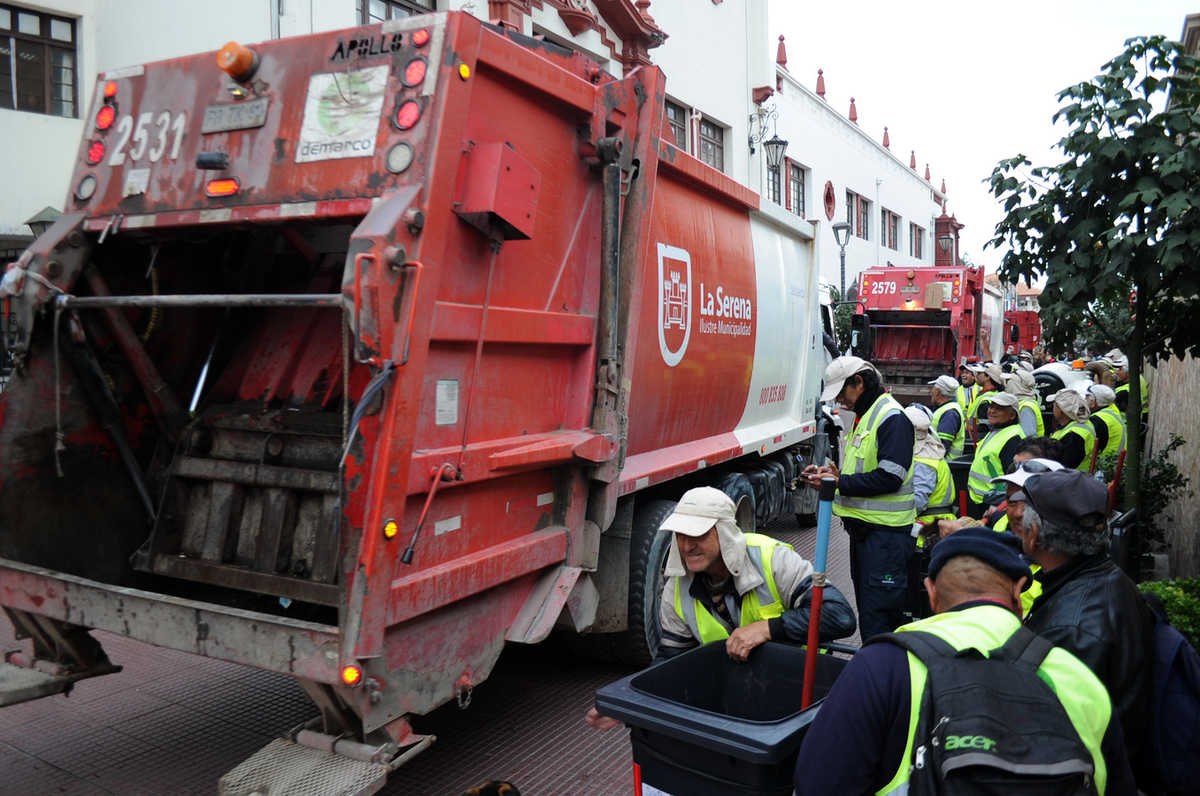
[
  {"left": 746, "top": 545, "right": 775, "bottom": 607},
  {"left": 838, "top": 494, "right": 916, "bottom": 512}
]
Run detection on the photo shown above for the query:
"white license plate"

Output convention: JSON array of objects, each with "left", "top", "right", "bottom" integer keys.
[{"left": 201, "top": 97, "right": 270, "bottom": 134}]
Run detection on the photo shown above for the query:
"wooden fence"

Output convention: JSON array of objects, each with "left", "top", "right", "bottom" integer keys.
[{"left": 1145, "top": 357, "right": 1200, "bottom": 577}]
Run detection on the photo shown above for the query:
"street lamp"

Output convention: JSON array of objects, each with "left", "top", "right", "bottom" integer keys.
[
  {"left": 832, "top": 221, "right": 851, "bottom": 302},
  {"left": 937, "top": 233, "right": 954, "bottom": 260},
  {"left": 762, "top": 134, "right": 788, "bottom": 170}
]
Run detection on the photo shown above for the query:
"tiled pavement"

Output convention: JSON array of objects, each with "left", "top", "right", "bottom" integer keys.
[{"left": 0, "top": 514, "right": 855, "bottom": 795}]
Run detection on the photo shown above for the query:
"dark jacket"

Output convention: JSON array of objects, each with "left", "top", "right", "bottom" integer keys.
[{"left": 1025, "top": 553, "right": 1153, "bottom": 761}]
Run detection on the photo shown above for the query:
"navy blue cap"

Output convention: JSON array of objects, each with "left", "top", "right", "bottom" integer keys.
[{"left": 928, "top": 526, "right": 1033, "bottom": 591}]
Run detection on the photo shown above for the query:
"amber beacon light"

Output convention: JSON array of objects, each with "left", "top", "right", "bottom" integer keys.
[{"left": 217, "top": 41, "right": 259, "bottom": 82}]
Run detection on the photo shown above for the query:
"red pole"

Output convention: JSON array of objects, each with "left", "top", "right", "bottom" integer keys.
[{"left": 800, "top": 588, "right": 825, "bottom": 709}]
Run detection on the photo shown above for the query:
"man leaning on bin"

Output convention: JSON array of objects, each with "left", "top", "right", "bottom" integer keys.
[{"left": 585, "top": 487, "right": 857, "bottom": 731}]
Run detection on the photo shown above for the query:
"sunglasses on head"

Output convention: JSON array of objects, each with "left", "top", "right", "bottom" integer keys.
[{"left": 1006, "top": 459, "right": 1054, "bottom": 476}]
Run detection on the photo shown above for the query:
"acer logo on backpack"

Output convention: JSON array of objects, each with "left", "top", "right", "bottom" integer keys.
[{"left": 944, "top": 735, "right": 997, "bottom": 752}]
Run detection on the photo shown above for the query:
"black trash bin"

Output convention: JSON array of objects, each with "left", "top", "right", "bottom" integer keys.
[{"left": 594, "top": 641, "right": 850, "bottom": 796}]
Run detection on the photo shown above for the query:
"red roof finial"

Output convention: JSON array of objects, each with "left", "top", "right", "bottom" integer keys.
[
  {"left": 910, "top": 150, "right": 916, "bottom": 169},
  {"left": 924, "top": 163, "right": 931, "bottom": 181},
  {"left": 940, "top": 178, "right": 947, "bottom": 194},
  {"left": 882, "top": 126, "right": 890, "bottom": 149},
  {"left": 636, "top": 0, "right": 655, "bottom": 23},
  {"left": 816, "top": 68, "right": 826, "bottom": 99},
  {"left": 849, "top": 97, "right": 858, "bottom": 124},
  {"left": 776, "top": 34, "right": 787, "bottom": 69}
]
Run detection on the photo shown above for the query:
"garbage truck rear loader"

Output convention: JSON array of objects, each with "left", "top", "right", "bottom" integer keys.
[{"left": 0, "top": 11, "right": 828, "bottom": 786}]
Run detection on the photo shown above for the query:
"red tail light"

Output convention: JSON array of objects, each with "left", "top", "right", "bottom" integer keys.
[
  {"left": 412, "top": 28, "right": 430, "bottom": 47},
  {"left": 86, "top": 140, "right": 106, "bottom": 165},
  {"left": 394, "top": 99, "right": 421, "bottom": 130},
  {"left": 205, "top": 178, "right": 240, "bottom": 197},
  {"left": 403, "top": 58, "right": 427, "bottom": 87},
  {"left": 95, "top": 105, "right": 116, "bottom": 130}
]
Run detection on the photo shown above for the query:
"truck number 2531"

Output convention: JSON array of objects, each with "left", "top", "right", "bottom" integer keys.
[
  {"left": 870, "top": 281, "right": 897, "bottom": 295},
  {"left": 108, "top": 111, "right": 188, "bottom": 166}
]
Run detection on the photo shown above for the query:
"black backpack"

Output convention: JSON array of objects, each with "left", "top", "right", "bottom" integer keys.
[
  {"left": 869, "top": 626, "right": 1099, "bottom": 796},
  {"left": 1138, "top": 592, "right": 1200, "bottom": 795}
]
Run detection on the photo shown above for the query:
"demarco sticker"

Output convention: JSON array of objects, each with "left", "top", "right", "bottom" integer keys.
[{"left": 296, "top": 65, "right": 389, "bottom": 164}]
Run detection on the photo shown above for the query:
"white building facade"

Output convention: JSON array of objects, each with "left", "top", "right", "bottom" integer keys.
[{"left": 1, "top": 0, "right": 952, "bottom": 286}]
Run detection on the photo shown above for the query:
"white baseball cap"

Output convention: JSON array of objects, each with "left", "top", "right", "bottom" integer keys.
[
  {"left": 928, "top": 375, "right": 960, "bottom": 396},
  {"left": 988, "top": 391, "right": 1020, "bottom": 409},
  {"left": 990, "top": 457, "right": 1064, "bottom": 487},
  {"left": 821, "top": 356, "right": 876, "bottom": 402},
  {"left": 658, "top": 487, "right": 734, "bottom": 536}
]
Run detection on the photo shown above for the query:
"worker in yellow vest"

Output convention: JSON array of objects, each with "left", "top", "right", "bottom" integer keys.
[
  {"left": 927, "top": 375, "right": 966, "bottom": 458},
  {"left": 1005, "top": 368, "right": 1045, "bottom": 437},
  {"left": 792, "top": 526, "right": 1134, "bottom": 795},
  {"left": 965, "top": 392, "right": 1027, "bottom": 519},
  {"left": 1086, "top": 384, "right": 1126, "bottom": 463},
  {"left": 1049, "top": 389, "right": 1097, "bottom": 472},
  {"left": 965, "top": 362, "right": 1004, "bottom": 438},
  {"left": 989, "top": 457, "right": 1063, "bottom": 617},
  {"left": 654, "top": 486, "right": 857, "bottom": 662},
  {"left": 804, "top": 356, "right": 916, "bottom": 640},
  {"left": 956, "top": 364, "right": 977, "bottom": 412},
  {"left": 1109, "top": 351, "right": 1149, "bottom": 422}
]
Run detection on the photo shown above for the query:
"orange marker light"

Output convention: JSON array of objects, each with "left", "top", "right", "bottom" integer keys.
[
  {"left": 412, "top": 28, "right": 431, "bottom": 47},
  {"left": 403, "top": 58, "right": 427, "bottom": 87},
  {"left": 95, "top": 105, "right": 116, "bottom": 130},
  {"left": 217, "top": 41, "right": 258, "bottom": 81},
  {"left": 205, "top": 178, "right": 240, "bottom": 197},
  {"left": 394, "top": 99, "right": 421, "bottom": 130},
  {"left": 86, "top": 140, "right": 106, "bottom": 165},
  {"left": 458, "top": 63, "right": 471, "bottom": 80},
  {"left": 383, "top": 519, "right": 399, "bottom": 539},
  {"left": 341, "top": 664, "right": 363, "bottom": 686},
  {"left": 103, "top": 81, "right": 118, "bottom": 99}
]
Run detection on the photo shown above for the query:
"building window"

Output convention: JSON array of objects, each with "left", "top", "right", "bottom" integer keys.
[
  {"left": 787, "top": 163, "right": 805, "bottom": 217},
  {"left": 881, "top": 209, "right": 900, "bottom": 250},
  {"left": 767, "top": 165, "right": 781, "bottom": 205},
  {"left": 360, "top": 0, "right": 435, "bottom": 23},
  {"left": 698, "top": 117, "right": 724, "bottom": 172},
  {"left": 910, "top": 223, "right": 925, "bottom": 258},
  {"left": 853, "top": 194, "right": 870, "bottom": 240},
  {"left": 0, "top": 5, "right": 77, "bottom": 117},
  {"left": 664, "top": 100, "right": 687, "bottom": 150}
]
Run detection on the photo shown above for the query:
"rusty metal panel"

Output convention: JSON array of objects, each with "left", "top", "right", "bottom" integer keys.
[
  {"left": 201, "top": 481, "right": 238, "bottom": 562},
  {"left": 181, "top": 482, "right": 212, "bottom": 558},
  {"left": 291, "top": 495, "right": 323, "bottom": 577},
  {"left": 235, "top": 489, "right": 266, "bottom": 567},
  {"left": 310, "top": 495, "right": 342, "bottom": 585},
  {"left": 0, "top": 559, "right": 340, "bottom": 681},
  {"left": 176, "top": 456, "right": 340, "bottom": 493}
]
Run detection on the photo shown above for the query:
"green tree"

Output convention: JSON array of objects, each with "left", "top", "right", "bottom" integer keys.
[{"left": 987, "top": 35, "right": 1200, "bottom": 550}]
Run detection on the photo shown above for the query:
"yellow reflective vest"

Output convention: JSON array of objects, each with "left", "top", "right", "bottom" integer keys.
[
  {"left": 1095, "top": 405, "right": 1126, "bottom": 460},
  {"left": 672, "top": 533, "right": 791, "bottom": 643},
  {"left": 875, "top": 605, "right": 1113, "bottom": 795},
  {"left": 931, "top": 401, "right": 966, "bottom": 458},
  {"left": 833, "top": 393, "right": 916, "bottom": 527},
  {"left": 1017, "top": 397, "right": 1045, "bottom": 437},
  {"left": 967, "top": 423, "right": 1025, "bottom": 504},
  {"left": 1053, "top": 420, "right": 1097, "bottom": 473}
]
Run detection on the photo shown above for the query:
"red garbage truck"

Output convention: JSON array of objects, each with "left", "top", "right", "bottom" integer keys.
[
  {"left": 0, "top": 10, "right": 833, "bottom": 789},
  {"left": 851, "top": 264, "right": 1003, "bottom": 404}
]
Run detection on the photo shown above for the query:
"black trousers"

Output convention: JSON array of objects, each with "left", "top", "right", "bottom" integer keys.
[{"left": 842, "top": 517, "right": 916, "bottom": 641}]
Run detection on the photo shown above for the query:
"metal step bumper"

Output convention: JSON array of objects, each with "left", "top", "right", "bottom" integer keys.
[{"left": 0, "top": 558, "right": 341, "bottom": 682}]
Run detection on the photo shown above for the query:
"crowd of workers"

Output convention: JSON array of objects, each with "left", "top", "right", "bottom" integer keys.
[{"left": 588, "top": 347, "right": 1161, "bottom": 794}]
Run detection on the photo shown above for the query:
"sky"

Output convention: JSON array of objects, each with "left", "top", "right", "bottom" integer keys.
[{"left": 768, "top": 0, "right": 1197, "bottom": 270}]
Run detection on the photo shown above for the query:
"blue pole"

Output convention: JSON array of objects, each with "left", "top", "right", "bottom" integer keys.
[{"left": 802, "top": 476, "right": 838, "bottom": 708}]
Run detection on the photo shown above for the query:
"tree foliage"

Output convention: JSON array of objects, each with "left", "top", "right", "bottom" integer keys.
[
  {"left": 987, "top": 35, "right": 1200, "bottom": 551},
  {"left": 988, "top": 36, "right": 1200, "bottom": 361}
]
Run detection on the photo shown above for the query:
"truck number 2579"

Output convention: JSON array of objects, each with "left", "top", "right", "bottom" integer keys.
[
  {"left": 108, "top": 111, "right": 188, "bottom": 166},
  {"left": 870, "top": 281, "right": 897, "bottom": 295}
]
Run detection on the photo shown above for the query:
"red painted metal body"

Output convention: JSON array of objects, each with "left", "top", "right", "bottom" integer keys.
[
  {"left": 855, "top": 265, "right": 988, "bottom": 403},
  {"left": 1004, "top": 309, "right": 1042, "bottom": 354},
  {"left": 0, "top": 11, "right": 824, "bottom": 736}
]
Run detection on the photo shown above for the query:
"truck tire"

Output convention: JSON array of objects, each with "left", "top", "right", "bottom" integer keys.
[
  {"left": 715, "top": 472, "right": 757, "bottom": 532},
  {"left": 621, "top": 498, "right": 679, "bottom": 665}
]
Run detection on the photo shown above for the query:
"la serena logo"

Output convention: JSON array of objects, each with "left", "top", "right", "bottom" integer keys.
[{"left": 656, "top": 242, "right": 754, "bottom": 367}]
